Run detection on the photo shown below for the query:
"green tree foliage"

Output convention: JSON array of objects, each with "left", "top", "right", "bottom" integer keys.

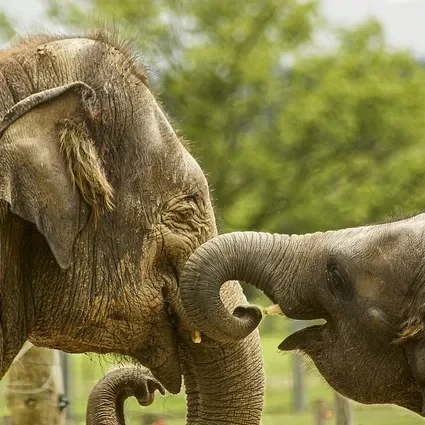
[
  {"left": 0, "top": 12, "right": 15, "bottom": 42},
  {"left": 47, "top": 1, "right": 425, "bottom": 235},
  {"left": 276, "top": 20, "right": 425, "bottom": 232}
]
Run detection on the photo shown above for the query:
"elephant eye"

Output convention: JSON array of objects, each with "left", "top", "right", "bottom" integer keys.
[
  {"left": 184, "top": 194, "right": 198, "bottom": 203},
  {"left": 173, "top": 201, "right": 197, "bottom": 221},
  {"left": 326, "top": 258, "right": 353, "bottom": 301},
  {"left": 178, "top": 208, "right": 195, "bottom": 220}
]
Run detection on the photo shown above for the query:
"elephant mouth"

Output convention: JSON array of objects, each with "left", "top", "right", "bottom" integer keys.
[
  {"left": 264, "top": 303, "right": 327, "bottom": 353},
  {"left": 277, "top": 324, "right": 326, "bottom": 353},
  {"left": 132, "top": 324, "right": 182, "bottom": 395},
  {"left": 149, "top": 352, "right": 182, "bottom": 394},
  {"left": 126, "top": 278, "right": 184, "bottom": 394}
]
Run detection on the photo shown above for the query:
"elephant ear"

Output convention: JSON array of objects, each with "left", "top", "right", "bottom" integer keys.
[{"left": 0, "top": 82, "right": 113, "bottom": 269}]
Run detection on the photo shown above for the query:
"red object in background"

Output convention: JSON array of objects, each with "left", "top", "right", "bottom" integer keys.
[{"left": 151, "top": 420, "right": 165, "bottom": 425}]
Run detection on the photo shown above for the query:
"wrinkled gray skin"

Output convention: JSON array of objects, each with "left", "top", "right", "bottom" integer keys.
[
  {"left": 86, "top": 367, "right": 165, "bottom": 425},
  {"left": 179, "top": 214, "right": 425, "bottom": 416},
  {"left": 0, "top": 34, "right": 264, "bottom": 424}
]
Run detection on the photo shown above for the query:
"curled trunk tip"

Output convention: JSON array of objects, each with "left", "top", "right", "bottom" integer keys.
[
  {"left": 180, "top": 232, "right": 284, "bottom": 342},
  {"left": 86, "top": 367, "right": 165, "bottom": 425}
]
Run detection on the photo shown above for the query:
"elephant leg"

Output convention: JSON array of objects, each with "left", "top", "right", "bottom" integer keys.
[
  {"left": 0, "top": 215, "right": 30, "bottom": 380},
  {"left": 0, "top": 305, "right": 28, "bottom": 379},
  {"left": 0, "top": 321, "right": 3, "bottom": 374},
  {"left": 0, "top": 344, "right": 24, "bottom": 380},
  {"left": 0, "top": 323, "right": 26, "bottom": 380}
]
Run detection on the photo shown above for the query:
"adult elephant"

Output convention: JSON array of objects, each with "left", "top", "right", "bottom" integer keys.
[
  {"left": 0, "top": 33, "right": 264, "bottom": 424},
  {"left": 179, "top": 215, "right": 425, "bottom": 416}
]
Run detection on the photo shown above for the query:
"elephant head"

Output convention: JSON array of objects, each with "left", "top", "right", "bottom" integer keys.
[
  {"left": 86, "top": 367, "right": 165, "bottom": 425},
  {"left": 0, "top": 34, "right": 264, "bottom": 424},
  {"left": 179, "top": 214, "right": 425, "bottom": 415}
]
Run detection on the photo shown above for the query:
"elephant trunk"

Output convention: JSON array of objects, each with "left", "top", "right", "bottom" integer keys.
[
  {"left": 86, "top": 368, "right": 164, "bottom": 425},
  {"left": 180, "top": 324, "right": 264, "bottom": 425},
  {"left": 180, "top": 231, "right": 317, "bottom": 342}
]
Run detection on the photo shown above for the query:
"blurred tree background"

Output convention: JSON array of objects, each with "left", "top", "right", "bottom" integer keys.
[
  {"left": 0, "top": 12, "right": 14, "bottom": 41},
  {"left": 43, "top": 0, "right": 425, "bottom": 238},
  {"left": 1, "top": 1, "right": 425, "bottom": 423}
]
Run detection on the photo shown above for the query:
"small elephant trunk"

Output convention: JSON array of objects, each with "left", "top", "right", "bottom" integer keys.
[{"left": 86, "top": 368, "right": 164, "bottom": 425}]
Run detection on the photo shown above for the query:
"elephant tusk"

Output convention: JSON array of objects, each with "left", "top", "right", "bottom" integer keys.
[
  {"left": 263, "top": 304, "right": 283, "bottom": 316},
  {"left": 191, "top": 330, "right": 202, "bottom": 343}
]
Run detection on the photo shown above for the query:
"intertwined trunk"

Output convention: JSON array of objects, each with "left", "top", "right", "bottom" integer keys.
[
  {"left": 177, "top": 277, "right": 265, "bottom": 425},
  {"left": 179, "top": 232, "right": 319, "bottom": 342},
  {"left": 181, "top": 329, "right": 264, "bottom": 425}
]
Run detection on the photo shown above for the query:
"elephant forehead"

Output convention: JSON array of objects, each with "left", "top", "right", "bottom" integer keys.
[
  {"left": 37, "top": 38, "right": 97, "bottom": 58},
  {"left": 180, "top": 149, "right": 209, "bottom": 189}
]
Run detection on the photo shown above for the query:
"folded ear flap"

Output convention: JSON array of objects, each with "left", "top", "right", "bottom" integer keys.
[{"left": 0, "top": 83, "right": 112, "bottom": 269}]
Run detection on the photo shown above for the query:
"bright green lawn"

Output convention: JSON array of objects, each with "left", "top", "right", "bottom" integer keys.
[{"left": 1, "top": 322, "right": 423, "bottom": 424}]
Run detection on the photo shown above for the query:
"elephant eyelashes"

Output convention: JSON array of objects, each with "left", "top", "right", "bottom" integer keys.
[
  {"left": 326, "top": 258, "right": 353, "bottom": 301},
  {"left": 178, "top": 209, "right": 195, "bottom": 221},
  {"left": 184, "top": 194, "right": 198, "bottom": 203}
]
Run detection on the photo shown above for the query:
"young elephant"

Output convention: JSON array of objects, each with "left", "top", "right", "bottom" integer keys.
[
  {"left": 179, "top": 213, "right": 425, "bottom": 416},
  {"left": 0, "top": 34, "right": 264, "bottom": 424}
]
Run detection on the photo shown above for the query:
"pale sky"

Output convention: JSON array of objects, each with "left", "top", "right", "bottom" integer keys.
[{"left": 1, "top": 0, "right": 425, "bottom": 55}]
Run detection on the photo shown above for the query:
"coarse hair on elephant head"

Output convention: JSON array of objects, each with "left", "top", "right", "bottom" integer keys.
[
  {"left": 179, "top": 214, "right": 425, "bottom": 416},
  {"left": 0, "top": 32, "right": 264, "bottom": 424},
  {"left": 59, "top": 118, "right": 114, "bottom": 217}
]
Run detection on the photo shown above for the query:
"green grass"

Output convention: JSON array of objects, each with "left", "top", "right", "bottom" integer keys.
[
  {"left": 71, "top": 329, "right": 424, "bottom": 424},
  {"left": 1, "top": 324, "right": 424, "bottom": 424}
]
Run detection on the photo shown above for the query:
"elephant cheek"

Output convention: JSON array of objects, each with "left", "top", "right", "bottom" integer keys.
[
  {"left": 360, "top": 307, "right": 396, "bottom": 341},
  {"left": 133, "top": 307, "right": 182, "bottom": 394}
]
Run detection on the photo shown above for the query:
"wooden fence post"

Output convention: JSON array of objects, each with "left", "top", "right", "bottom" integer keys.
[
  {"left": 6, "top": 343, "right": 66, "bottom": 425},
  {"left": 313, "top": 399, "right": 327, "bottom": 425},
  {"left": 334, "top": 392, "right": 353, "bottom": 425}
]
